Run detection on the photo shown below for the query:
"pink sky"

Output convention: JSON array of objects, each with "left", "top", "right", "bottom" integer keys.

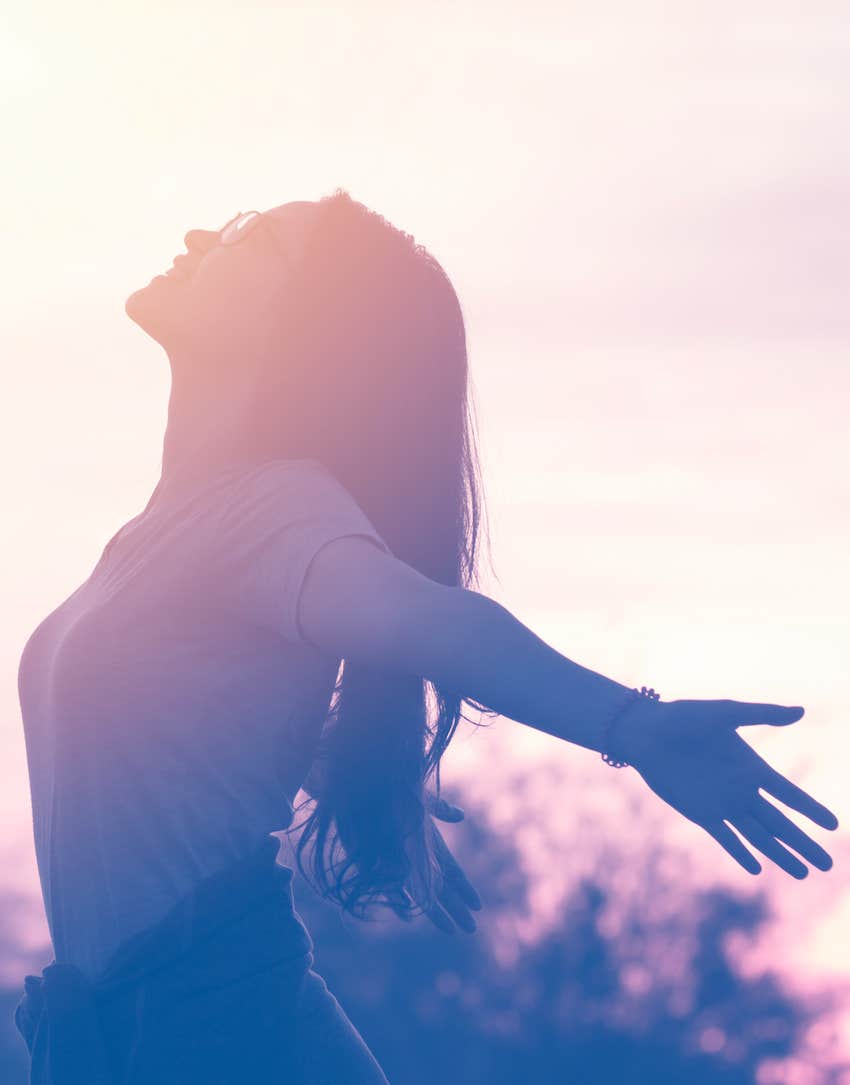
[{"left": 3, "top": 0, "right": 848, "bottom": 1071}]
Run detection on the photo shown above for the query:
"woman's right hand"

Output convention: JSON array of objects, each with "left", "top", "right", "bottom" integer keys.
[{"left": 616, "top": 698, "right": 840, "bottom": 878}]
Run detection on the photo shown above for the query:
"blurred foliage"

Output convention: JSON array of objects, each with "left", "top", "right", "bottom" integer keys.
[
  {"left": 1, "top": 783, "right": 846, "bottom": 1084},
  {"left": 283, "top": 788, "right": 848, "bottom": 1085}
]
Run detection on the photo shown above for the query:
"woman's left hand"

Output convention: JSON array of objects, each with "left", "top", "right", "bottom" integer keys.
[{"left": 422, "top": 791, "right": 482, "bottom": 935}]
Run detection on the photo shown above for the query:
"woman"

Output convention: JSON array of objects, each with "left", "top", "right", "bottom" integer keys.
[{"left": 15, "top": 190, "right": 838, "bottom": 1083}]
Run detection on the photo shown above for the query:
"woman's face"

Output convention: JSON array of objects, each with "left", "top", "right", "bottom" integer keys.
[{"left": 125, "top": 200, "right": 320, "bottom": 370}]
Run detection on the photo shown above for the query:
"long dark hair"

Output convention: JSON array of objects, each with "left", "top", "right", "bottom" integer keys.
[{"left": 248, "top": 188, "right": 493, "bottom": 920}]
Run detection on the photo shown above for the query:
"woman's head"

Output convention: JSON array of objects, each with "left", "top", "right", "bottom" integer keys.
[
  {"left": 125, "top": 200, "right": 322, "bottom": 383},
  {"left": 136, "top": 188, "right": 493, "bottom": 918}
]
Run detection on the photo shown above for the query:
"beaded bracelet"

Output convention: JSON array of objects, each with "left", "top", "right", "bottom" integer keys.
[{"left": 600, "top": 685, "right": 661, "bottom": 768}]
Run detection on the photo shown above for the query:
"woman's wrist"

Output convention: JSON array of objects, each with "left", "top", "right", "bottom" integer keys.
[{"left": 608, "top": 695, "right": 670, "bottom": 769}]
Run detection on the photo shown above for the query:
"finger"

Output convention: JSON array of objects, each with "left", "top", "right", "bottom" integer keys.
[
  {"left": 425, "top": 793, "right": 465, "bottom": 822},
  {"left": 726, "top": 702, "right": 805, "bottom": 727},
  {"left": 433, "top": 801, "right": 465, "bottom": 823},
  {"left": 731, "top": 815, "right": 808, "bottom": 879},
  {"left": 457, "top": 878, "right": 482, "bottom": 912},
  {"left": 703, "top": 822, "right": 762, "bottom": 875},
  {"left": 759, "top": 768, "right": 840, "bottom": 831},
  {"left": 436, "top": 884, "right": 477, "bottom": 933},
  {"left": 750, "top": 795, "right": 833, "bottom": 871},
  {"left": 424, "top": 901, "right": 456, "bottom": 935},
  {"left": 431, "top": 826, "right": 482, "bottom": 909},
  {"left": 443, "top": 861, "right": 483, "bottom": 912}
]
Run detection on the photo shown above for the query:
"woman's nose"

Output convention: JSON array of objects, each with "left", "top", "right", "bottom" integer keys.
[{"left": 183, "top": 228, "right": 220, "bottom": 253}]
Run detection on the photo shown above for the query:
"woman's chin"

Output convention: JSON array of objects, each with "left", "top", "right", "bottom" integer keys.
[{"left": 125, "top": 274, "right": 184, "bottom": 338}]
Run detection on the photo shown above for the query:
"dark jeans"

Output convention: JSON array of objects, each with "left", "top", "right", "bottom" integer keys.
[{"left": 14, "top": 835, "right": 391, "bottom": 1084}]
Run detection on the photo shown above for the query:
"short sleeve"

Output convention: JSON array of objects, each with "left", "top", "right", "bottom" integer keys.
[{"left": 215, "top": 459, "right": 392, "bottom": 646}]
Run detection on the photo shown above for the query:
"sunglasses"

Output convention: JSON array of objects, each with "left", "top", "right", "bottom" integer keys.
[{"left": 218, "top": 210, "right": 295, "bottom": 269}]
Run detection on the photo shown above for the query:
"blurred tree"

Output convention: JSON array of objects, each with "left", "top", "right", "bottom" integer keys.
[{"left": 282, "top": 785, "right": 847, "bottom": 1085}]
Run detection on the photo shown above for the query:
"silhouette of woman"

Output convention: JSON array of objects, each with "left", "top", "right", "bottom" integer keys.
[{"left": 14, "top": 190, "right": 839, "bottom": 1083}]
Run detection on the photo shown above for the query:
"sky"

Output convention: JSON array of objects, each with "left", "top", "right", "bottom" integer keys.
[{"left": 2, "top": 0, "right": 849, "bottom": 1071}]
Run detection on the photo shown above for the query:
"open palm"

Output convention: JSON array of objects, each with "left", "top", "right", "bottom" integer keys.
[{"left": 620, "top": 699, "right": 840, "bottom": 878}]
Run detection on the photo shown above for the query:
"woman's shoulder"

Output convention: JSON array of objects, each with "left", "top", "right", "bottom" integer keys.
[{"left": 212, "top": 457, "right": 348, "bottom": 533}]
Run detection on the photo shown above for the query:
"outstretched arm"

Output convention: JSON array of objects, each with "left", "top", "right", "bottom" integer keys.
[
  {"left": 297, "top": 538, "right": 637, "bottom": 754},
  {"left": 296, "top": 537, "right": 839, "bottom": 877}
]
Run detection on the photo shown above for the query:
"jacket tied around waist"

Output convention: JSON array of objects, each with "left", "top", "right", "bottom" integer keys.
[{"left": 14, "top": 834, "right": 316, "bottom": 1085}]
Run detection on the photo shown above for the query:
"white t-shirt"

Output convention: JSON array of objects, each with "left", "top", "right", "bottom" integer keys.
[{"left": 17, "top": 458, "right": 391, "bottom": 982}]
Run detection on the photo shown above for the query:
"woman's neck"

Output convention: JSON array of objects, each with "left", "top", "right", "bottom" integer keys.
[{"left": 158, "top": 367, "right": 259, "bottom": 493}]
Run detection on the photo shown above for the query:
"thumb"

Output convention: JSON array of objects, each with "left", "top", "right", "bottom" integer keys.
[
  {"left": 428, "top": 796, "right": 465, "bottom": 822},
  {"left": 731, "top": 702, "right": 805, "bottom": 727}
]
